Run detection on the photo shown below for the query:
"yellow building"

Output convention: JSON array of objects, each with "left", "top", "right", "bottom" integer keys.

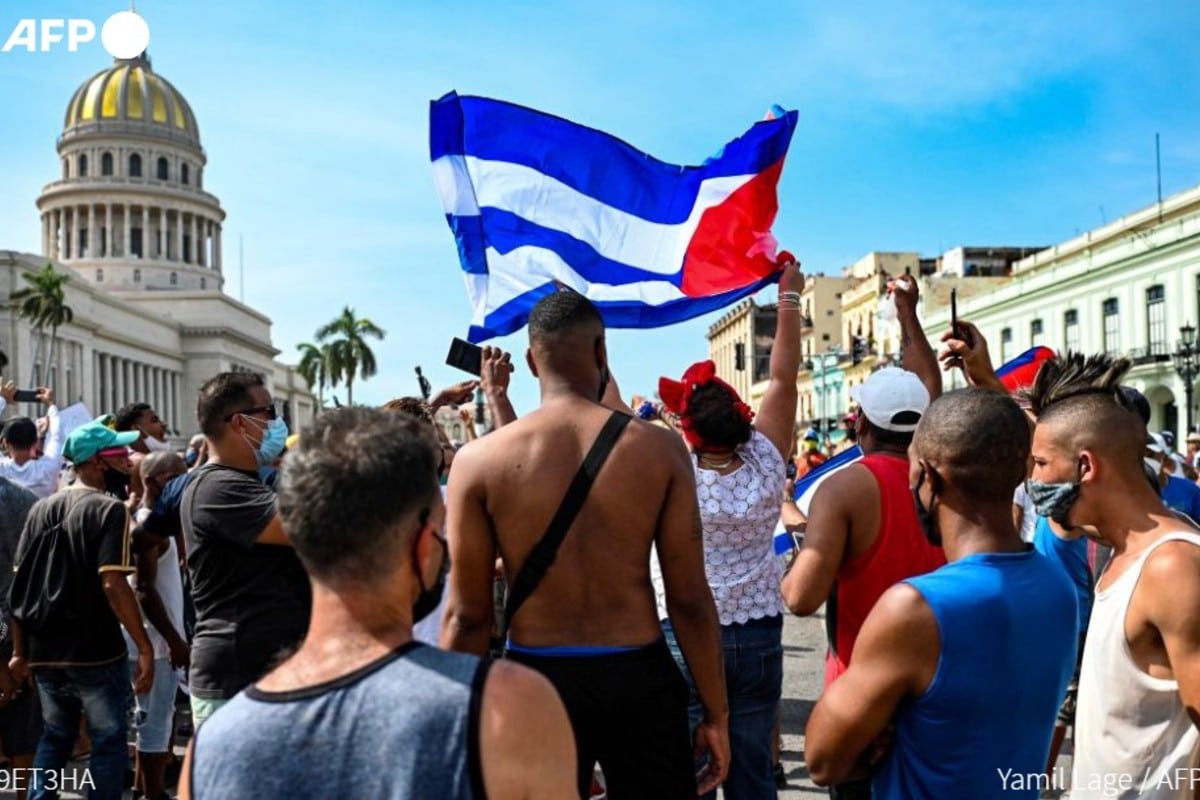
[{"left": 706, "top": 299, "right": 776, "bottom": 405}]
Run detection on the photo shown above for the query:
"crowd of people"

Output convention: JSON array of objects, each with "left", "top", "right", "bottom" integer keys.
[{"left": 0, "top": 255, "right": 1197, "bottom": 800}]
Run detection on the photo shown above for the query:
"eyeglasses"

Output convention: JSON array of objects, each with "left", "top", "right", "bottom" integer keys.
[{"left": 224, "top": 404, "right": 278, "bottom": 422}]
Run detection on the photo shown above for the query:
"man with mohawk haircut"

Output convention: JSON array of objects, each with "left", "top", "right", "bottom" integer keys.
[{"left": 1026, "top": 352, "right": 1200, "bottom": 799}]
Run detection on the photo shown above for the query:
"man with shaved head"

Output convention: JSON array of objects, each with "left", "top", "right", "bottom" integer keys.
[
  {"left": 442, "top": 289, "right": 729, "bottom": 798},
  {"left": 806, "top": 389, "right": 1077, "bottom": 797},
  {"left": 1026, "top": 354, "right": 1200, "bottom": 798}
]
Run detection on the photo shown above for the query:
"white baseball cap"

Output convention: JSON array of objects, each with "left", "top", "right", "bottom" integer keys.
[{"left": 849, "top": 368, "right": 930, "bottom": 433}]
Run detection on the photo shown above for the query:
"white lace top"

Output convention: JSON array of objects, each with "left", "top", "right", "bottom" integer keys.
[{"left": 653, "top": 430, "right": 788, "bottom": 626}]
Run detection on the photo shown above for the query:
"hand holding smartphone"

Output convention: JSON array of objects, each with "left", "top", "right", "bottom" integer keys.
[{"left": 13, "top": 390, "right": 39, "bottom": 403}]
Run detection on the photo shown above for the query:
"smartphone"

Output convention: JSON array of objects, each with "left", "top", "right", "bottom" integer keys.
[
  {"left": 951, "top": 288, "right": 974, "bottom": 347},
  {"left": 785, "top": 461, "right": 798, "bottom": 481},
  {"left": 13, "top": 390, "right": 38, "bottom": 403},
  {"left": 445, "top": 337, "right": 483, "bottom": 376}
]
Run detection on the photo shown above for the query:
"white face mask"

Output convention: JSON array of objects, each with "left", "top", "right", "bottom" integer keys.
[{"left": 143, "top": 434, "right": 172, "bottom": 452}]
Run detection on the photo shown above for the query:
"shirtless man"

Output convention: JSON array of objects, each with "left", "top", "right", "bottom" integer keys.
[
  {"left": 1025, "top": 354, "right": 1200, "bottom": 799},
  {"left": 442, "top": 290, "right": 729, "bottom": 799}
]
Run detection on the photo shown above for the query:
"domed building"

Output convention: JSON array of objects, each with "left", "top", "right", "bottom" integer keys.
[{"left": 0, "top": 53, "right": 316, "bottom": 435}]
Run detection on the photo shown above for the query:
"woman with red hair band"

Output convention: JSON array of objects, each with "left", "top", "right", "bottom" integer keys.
[{"left": 653, "top": 255, "right": 804, "bottom": 800}]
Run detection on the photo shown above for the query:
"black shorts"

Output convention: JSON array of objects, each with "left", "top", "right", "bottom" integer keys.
[
  {"left": 508, "top": 638, "right": 694, "bottom": 800},
  {"left": 0, "top": 636, "right": 41, "bottom": 757},
  {"left": 0, "top": 685, "right": 41, "bottom": 757}
]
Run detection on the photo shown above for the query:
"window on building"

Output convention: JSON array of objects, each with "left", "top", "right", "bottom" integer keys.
[
  {"left": 181, "top": 163, "right": 189, "bottom": 185},
  {"left": 129, "top": 153, "right": 142, "bottom": 177},
  {"left": 96, "top": 268, "right": 103, "bottom": 282},
  {"left": 170, "top": 272, "right": 178, "bottom": 286},
  {"left": 101, "top": 152, "right": 113, "bottom": 176},
  {"left": 1065, "top": 309, "right": 1080, "bottom": 352},
  {"left": 200, "top": 277, "right": 206, "bottom": 290},
  {"left": 100, "top": 228, "right": 107, "bottom": 257},
  {"left": 1147, "top": 285, "right": 1167, "bottom": 355},
  {"left": 1000, "top": 328, "right": 1013, "bottom": 362},
  {"left": 78, "top": 154, "right": 88, "bottom": 176},
  {"left": 133, "top": 268, "right": 141, "bottom": 283},
  {"left": 80, "top": 228, "right": 88, "bottom": 257},
  {"left": 1103, "top": 298, "right": 1120, "bottom": 355},
  {"left": 156, "top": 157, "right": 169, "bottom": 180},
  {"left": 1031, "top": 319, "right": 1044, "bottom": 347},
  {"left": 131, "top": 228, "right": 143, "bottom": 258},
  {"left": 183, "top": 235, "right": 191, "bottom": 264}
]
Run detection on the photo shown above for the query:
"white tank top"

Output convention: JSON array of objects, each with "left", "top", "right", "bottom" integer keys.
[
  {"left": 1072, "top": 531, "right": 1200, "bottom": 800},
  {"left": 124, "top": 509, "right": 187, "bottom": 660}
]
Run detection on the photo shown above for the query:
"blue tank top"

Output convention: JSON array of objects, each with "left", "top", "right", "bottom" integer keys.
[
  {"left": 189, "top": 642, "right": 490, "bottom": 799},
  {"left": 873, "top": 550, "right": 1077, "bottom": 800},
  {"left": 1033, "top": 516, "right": 1093, "bottom": 633}
]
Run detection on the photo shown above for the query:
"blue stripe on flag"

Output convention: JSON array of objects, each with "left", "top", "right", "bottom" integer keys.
[
  {"left": 793, "top": 445, "right": 864, "bottom": 500},
  {"left": 444, "top": 214, "right": 489, "bottom": 275},
  {"left": 467, "top": 273, "right": 780, "bottom": 343},
  {"left": 452, "top": 208, "right": 684, "bottom": 287},
  {"left": 431, "top": 92, "right": 797, "bottom": 225}
]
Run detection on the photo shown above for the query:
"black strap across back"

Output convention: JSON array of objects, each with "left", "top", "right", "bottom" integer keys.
[{"left": 498, "top": 411, "right": 632, "bottom": 649}]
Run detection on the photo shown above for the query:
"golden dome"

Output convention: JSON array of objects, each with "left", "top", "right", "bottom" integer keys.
[{"left": 63, "top": 55, "right": 199, "bottom": 143}]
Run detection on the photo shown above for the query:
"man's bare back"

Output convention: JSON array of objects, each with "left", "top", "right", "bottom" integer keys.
[{"left": 446, "top": 397, "right": 691, "bottom": 650}]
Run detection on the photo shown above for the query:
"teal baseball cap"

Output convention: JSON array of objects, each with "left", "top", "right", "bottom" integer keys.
[{"left": 63, "top": 417, "right": 140, "bottom": 465}]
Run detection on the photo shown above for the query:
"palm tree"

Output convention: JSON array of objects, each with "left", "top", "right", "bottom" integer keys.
[
  {"left": 9, "top": 263, "right": 73, "bottom": 387},
  {"left": 296, "top": 341, "right": 340, "bottom": 407},
  {"left": 314, "top": 306, "right": 385, "bottom": 406}
]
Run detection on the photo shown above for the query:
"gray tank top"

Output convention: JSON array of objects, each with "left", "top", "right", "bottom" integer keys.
[{"left": 189, "top": 642, "right": 491, "bottom": 799}]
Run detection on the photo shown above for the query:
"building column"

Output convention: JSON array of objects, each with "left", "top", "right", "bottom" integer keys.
[
  {"left": 70, "top": 207, "right": 80, "bottom": 259},
  {"left": 214, "top": 225, "right": 222, "bottom": 272},
  {"left": 104, "top": 204, "right": 112, "bottom": 257},
  {"left": 198, "top": 218, "right": 208, "bottom": 267},
  {"left": 169, "top": 373, "right": 178, "bottom": 432},
  {"left": 189, "top": 215, "right": 197, "bottom": 264},
  {"left": 87, "top": 204, "right": 96, "bottom": 259},
  {"left": 40, "top": 214, "right": 48, "bottom": 257},
  {"left": 124, "top": 204, "right": 132, "bottom": 259},
  {"left": 176, "top": 210, "right": 184, "bottom": 262},
  {"left": 109, "top": 356, "right": 119, "bottom": 413}
]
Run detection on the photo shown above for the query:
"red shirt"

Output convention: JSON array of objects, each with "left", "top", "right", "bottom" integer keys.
[{"left": 824, "top": 452, "right": 946, "bottom": 686}]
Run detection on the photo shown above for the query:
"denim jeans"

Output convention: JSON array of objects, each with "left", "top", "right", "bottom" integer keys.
[
  {"left": 665, "top": 616, "right": 784, "bottom": 800},
  {"left": 32, "top": 660, "right": 130, "bottom": 800}
]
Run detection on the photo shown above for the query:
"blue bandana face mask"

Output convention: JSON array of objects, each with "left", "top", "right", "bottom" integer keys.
[
  {"left": 242, "top": 415, "right": 288, "bottom": 467},
  {"left": 1026, "top": 468, "right": 1082, "bottom": 526}
]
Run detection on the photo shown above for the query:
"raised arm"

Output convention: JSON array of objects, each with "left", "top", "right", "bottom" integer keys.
[
  {"left": 939, "top": 320, "right": 1005, "bottom": 393},
  {"left": 806, "top": 583, "right": 938, "bottom": 785},
  {"left": 756, "top": 258, "right": 804, "bottom": 458},
  {"left": 480, "top": 347, "right": 518, "bottom": 427},
  {"left": 892, "top": 277, "right": 942, "bottom": 401},
  {"left": 441, "top": 446, "right": 498, "bottom": 655}
]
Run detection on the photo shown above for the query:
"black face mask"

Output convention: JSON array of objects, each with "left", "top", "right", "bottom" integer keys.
[
  {"left": 104, "top": 465, "right": 131, "bottom": 500},
  {"left": 912, "top": 466, "right": 941, "bottom": 547},
  {"left": 412, "top": 527, "right": 449, "bottom": 624}
]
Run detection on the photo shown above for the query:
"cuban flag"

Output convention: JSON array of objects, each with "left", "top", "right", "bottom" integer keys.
[
  {"left": 430, "top": 92, "right": 798, "bottom": 342},
  {"left": 771, "top": 346, "right": 1058, "bottom": 556}
]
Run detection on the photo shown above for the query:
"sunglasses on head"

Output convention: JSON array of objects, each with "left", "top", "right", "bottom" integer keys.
[{"left": 224, "top": 405, "right": 279, "bottom": 422}]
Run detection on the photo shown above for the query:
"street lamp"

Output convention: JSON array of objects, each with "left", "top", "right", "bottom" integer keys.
[
  {"left": 1174, "top": 323, "right": 1198, "bottom": 435},
  {"left": 808, "top": 348, "right": 841, "bottom": 450}
]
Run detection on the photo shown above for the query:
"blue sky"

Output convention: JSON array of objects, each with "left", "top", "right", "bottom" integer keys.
[{"left": 1, "top": 1, "right": 1198, "bottom": 412}]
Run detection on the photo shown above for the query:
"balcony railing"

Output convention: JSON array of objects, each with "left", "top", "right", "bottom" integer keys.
[
  {"left": 1128, "top": 345, "right": 1171, "bottom": 366},
  {"left": 40, "top": 176, "right": 221, "bottom": 207}
]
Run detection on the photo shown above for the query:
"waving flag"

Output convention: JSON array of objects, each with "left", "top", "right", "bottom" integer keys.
[
  {"left": 430, "top": 92, "right": 798, "bottom": 342},
  {"left": 771, "top": 346, "right": 1058, "bottom": 555},
  {"left": 997, "top": 346, "right": 1056, "bottom": 392}
]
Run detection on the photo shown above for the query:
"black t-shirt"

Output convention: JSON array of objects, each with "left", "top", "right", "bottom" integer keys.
[
  {"left": 181, "top": 464, "right": 310, "bottom": 699},
  {"left": 11, "top": 487, "right": 134, "bottom": 667}
]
